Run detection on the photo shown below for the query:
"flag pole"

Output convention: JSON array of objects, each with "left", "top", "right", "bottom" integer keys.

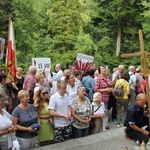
[{"left": 6, "top": 17, "right": 17, "bottom": 84}]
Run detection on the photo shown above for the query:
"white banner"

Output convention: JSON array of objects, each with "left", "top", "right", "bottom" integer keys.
[
  {"left": 32, "top": 58, "right": 51, "bottom": 77},
  {"left": 0, "top": 37, "right": 5, "bottom": 60},
  {"left": 76, "top": 53, "right": 94, "bottom": 62}
]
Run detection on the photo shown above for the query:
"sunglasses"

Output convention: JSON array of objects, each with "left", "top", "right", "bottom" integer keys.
[{"left": 41, "top": 92, "right": 48, "bottom": 95}]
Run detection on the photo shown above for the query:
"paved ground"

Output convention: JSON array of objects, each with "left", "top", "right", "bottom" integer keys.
[{"left": 33, "top": 121, "right": 135, "bottom": 150}]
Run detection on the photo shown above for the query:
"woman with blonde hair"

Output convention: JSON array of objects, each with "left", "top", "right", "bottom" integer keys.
[
  {"left": 33, "top": 72, "right": 45, "bottom": 102},
  {"left": 12, "top": 90, "right": 39, "bottom": 150},
  {"left": 35, "top": 87, "right": 54, "bottom": 146}
]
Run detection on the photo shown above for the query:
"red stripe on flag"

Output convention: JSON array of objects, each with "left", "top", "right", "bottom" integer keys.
[{"left": 6, "top": 19, "right": 17, "bottom": 84}]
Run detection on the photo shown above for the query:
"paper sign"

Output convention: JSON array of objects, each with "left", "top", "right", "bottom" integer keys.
[
  {"left": 75, "top": 53, "right": 94, "bottom": 71},
  {"left": 32, "top": 58, "right": 51, "bottom": 77}
]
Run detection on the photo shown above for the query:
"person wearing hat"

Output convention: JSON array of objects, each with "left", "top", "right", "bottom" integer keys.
[{"left": 90, "top": 92, "right": 105, "bottom": 134}]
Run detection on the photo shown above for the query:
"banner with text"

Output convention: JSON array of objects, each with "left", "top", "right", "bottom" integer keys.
[
  {"left": 32, "top": 58, "right": 51, "bottom": 77},
  {"left": 75, "top": 53, "right": 94, "bottom": 71},
  {"left": 0, "top": 37, "right": 5, "bottom": 60}
]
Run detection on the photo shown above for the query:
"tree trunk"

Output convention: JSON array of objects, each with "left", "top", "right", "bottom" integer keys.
[{"left": 116, "top": 19, "right": 121, "bottom": 56}]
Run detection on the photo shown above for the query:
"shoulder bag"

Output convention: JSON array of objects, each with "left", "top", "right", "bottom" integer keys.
[{"left": 89, "top": 105, "right": 101, "bottom": 129}]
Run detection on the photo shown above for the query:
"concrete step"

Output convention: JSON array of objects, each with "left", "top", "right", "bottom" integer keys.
[{"left": 34, "top": 124, "right": 135, "bottom": 150}]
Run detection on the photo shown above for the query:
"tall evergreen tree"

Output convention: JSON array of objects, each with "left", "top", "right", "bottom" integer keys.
[{"left": 47, "top": 0, "right": 93, "bottom": 67}]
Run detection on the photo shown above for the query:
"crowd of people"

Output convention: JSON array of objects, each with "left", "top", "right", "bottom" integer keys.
[{"left": 0, "top": 63, "right": 149, "bottom": 149}]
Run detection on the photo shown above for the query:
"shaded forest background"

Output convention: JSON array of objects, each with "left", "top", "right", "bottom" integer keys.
[{"left": 0, "top": 0, "right": 150, "bottom": 73}]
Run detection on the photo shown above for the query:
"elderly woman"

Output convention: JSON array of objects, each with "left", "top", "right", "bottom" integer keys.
[
  {"left": 94, "top": 65, "right": 113, "bottom": 129},
  {"left": 12, "top": 90, "right": 39, "bottom": 150},
  {"left": 0, "top": 94, "right": 17, "bottom": 150},
  {"left": 71, "top": 86, "right": 91, "bottom": 138},
  {"left": 90, "top": 92, "right": 105, "bottom": 134},
  {"left": 35, "top": 87, "right": 54, "bottom": 146}
]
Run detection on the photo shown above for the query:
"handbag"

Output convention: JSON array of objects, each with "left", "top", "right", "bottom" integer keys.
[
  {"left": 89, "top": 118, "right": 96, "bottom": 129},
  {"left": 89, "top": 105, "right": 101, "bottom": 129}
]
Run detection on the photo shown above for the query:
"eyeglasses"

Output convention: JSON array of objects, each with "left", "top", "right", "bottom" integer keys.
[{"left": 42, "top": 92, "right": 48, "bottom": 95}]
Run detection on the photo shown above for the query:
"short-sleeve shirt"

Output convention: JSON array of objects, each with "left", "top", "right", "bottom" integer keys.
[
  {"left": 94, "top": 76, "right": 112, "bottom": 102},
  {"left": 82, "top": 76, "right": 95, "bottom": 101},
  {"left": 91, "top": 102, "right": 105, "bottom": 115},
  {"left": 129, "top": 71, "right": 136, "bottom": 90},
  {"left": 23, "top": 73, "right": 36, "bottom": 91},
  {"left": 12, "top": 104, "right": 38, "bottom": 138},
  {"left": 124, "top": 102, "right": 145, "bottom": 129},
  {"left": 34, "top": 84, "right": 42, "bottom": 93},
  {"left": 111, "top": 70, "right": 122, "bottom": 81},
  {"left": 71, "top": 97, "right": 91, "bottom": 129},
  {"left": 49, "top": 92, "right": 70, "bottom": 127},
  {"left": 115, "top": 79, "right": 130, "bottom": 99},
  {"left": 66, "top": 84, "right": 78, "bottom": 105}
]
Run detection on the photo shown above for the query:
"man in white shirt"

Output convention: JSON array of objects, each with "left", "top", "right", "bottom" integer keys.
[
  {"left": 112, "top": 65, "right": 125, "bottom": 85},
  {"left": 49, "top": 80, "right": 71, "bottom": 143},
  {"left": 50, "top": 64, "right": 63, "bottom": 95}
]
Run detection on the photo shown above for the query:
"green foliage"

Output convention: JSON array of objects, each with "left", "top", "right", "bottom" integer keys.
[
  {"left": 0, "top": 0, "right": 149, "bottom": 72},
  {"left": 74, "top": 31, "right": 97, "bottom": 56},
  {"left": 0, "top": 0, "right": 13, "bottom": 38},
  {"left": 142, "top": 1, "right": 150, "bottom": 51}
]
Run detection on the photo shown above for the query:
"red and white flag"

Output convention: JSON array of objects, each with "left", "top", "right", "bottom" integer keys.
[{"left": 6, "top": 18, "right": 17, "bottom": 84}]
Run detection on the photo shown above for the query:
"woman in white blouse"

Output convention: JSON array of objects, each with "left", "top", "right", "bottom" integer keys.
[
  {"left": 0, "top": 95, "right": 17, "bottom": 149},
  {"left": 90, "top": 92, "right": 105, "bottom": 134},
  {"left": 65, "top": 73, "right": 78, "bottom": 105}
]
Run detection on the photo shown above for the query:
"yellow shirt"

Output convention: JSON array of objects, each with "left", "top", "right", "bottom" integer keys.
[{"left": 115, "top": 79, "right": 130, "bottom": 99}]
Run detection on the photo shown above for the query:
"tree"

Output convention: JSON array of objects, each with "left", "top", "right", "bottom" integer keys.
[
  {"left": 46, "top": 0, "right": 93, "bottom": 68},
  {"left": 0, "top": 0, "right": 14, "bottom": 68},
  {"left": 142, "top": 1, "right": 150, "bottom": 51},
  {"left": 91, "top": 0, "right": 145, "bottom": 57},
  {"left": 13, "top": 0, "right": 52, "bottom": 71}
]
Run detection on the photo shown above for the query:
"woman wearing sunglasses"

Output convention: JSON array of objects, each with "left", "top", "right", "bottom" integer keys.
[{"left": 35, "top": 87, "right": 54, "bottom": 146}]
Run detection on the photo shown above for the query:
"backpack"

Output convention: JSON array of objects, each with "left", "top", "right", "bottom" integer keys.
[{"left": 113, "top": 80, "right": 126, "bottom": 97}]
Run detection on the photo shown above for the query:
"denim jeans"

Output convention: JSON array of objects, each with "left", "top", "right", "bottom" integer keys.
[{"left": 72, "top": 126, "right": 89, "bottom": 138}]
